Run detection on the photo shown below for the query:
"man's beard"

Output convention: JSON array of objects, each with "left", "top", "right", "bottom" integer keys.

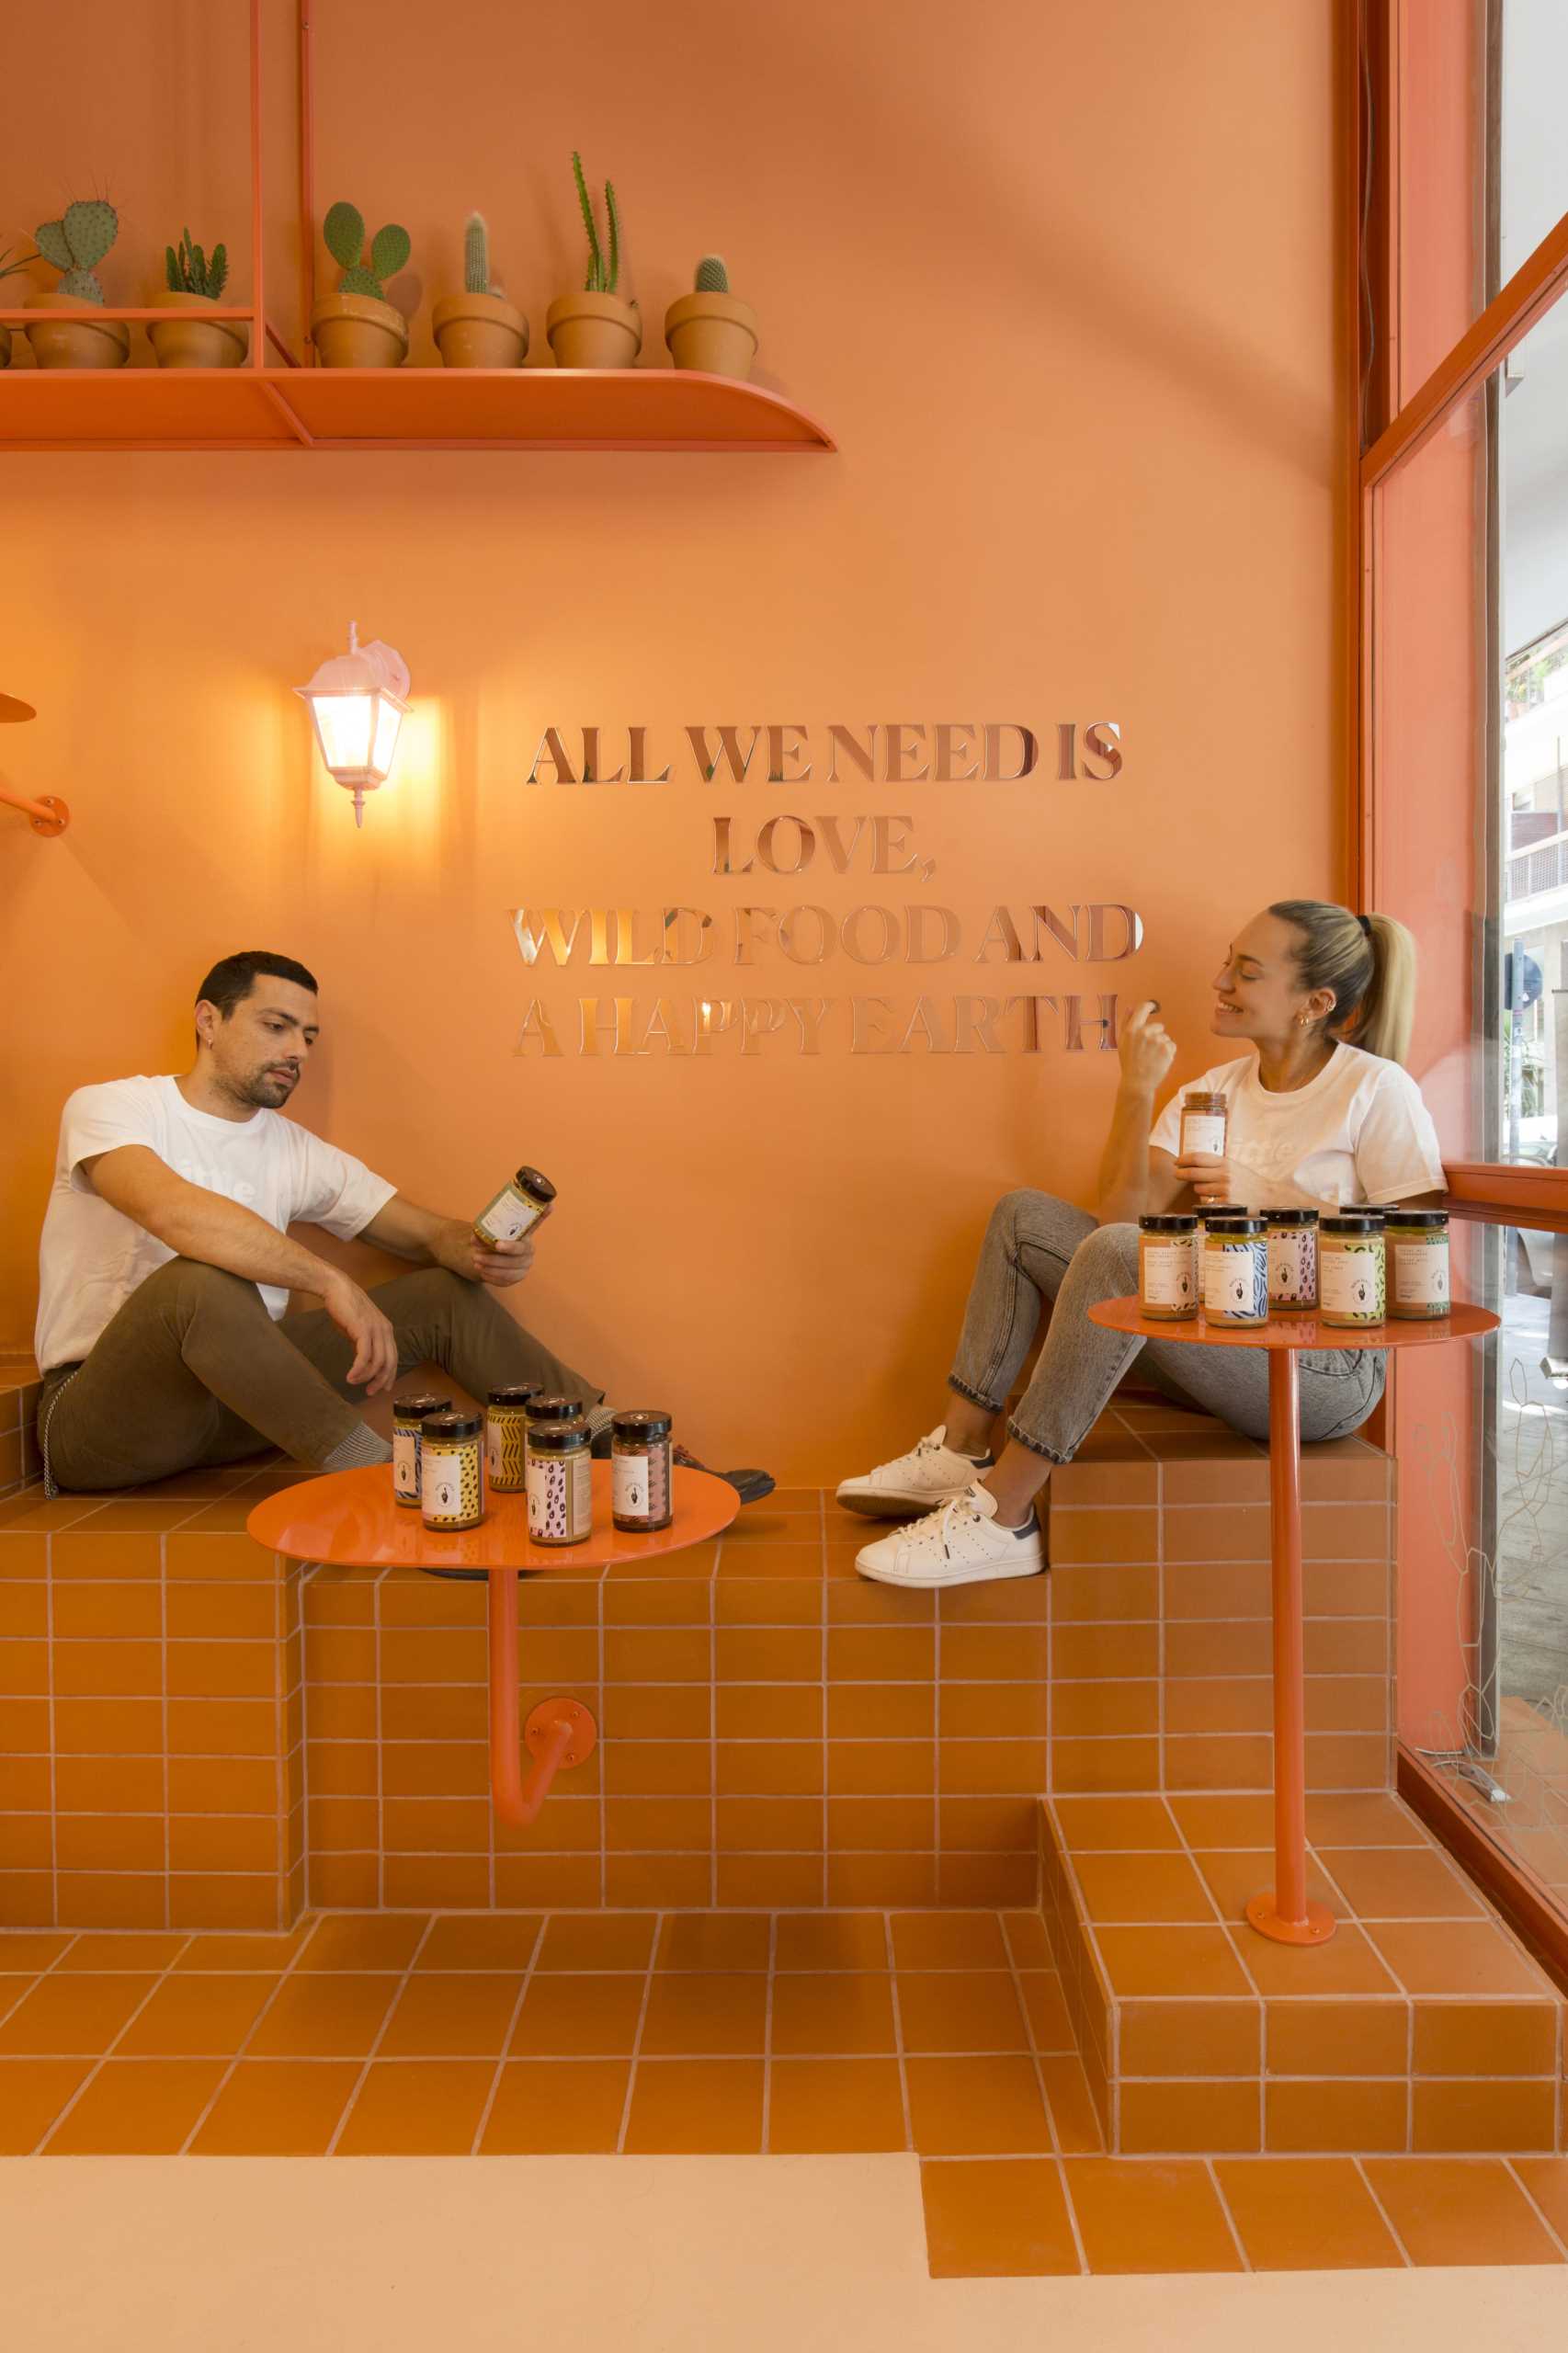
[{"left": 228, "top": 1066, "right": 298, "bottom": 1110}]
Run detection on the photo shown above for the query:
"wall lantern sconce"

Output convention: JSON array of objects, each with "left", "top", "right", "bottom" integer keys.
[{"left": 295, "top": 622, "right": 410, "bottom": 826}]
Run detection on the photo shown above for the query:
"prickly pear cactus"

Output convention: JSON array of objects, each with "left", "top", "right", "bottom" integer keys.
[
  {"left": 369, "top": 223, "right": 410, "bottom": 282},
  {"left": 324, "top": 202, "right": 365, "bottom": 273},
  {"left": 63, "top": 199, "right": 118, "bottom": 270},
  {"left": 338, "top": 265, "right": 383, "bottom": 300},
  {"left": 464, "top": 212, "right": 491, "bottom": 296},
  {"left": 59, "top": 268, "right": 105, "bottom": 303},
  {"left": 35, "top": 220, "right": 74, "bottom": 273},
  {"left": 696, "top": 255, "right": 729, "bottom": 294}
]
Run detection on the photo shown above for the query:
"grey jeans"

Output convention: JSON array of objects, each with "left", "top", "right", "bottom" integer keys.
[{"left": 949, "top": 1190, "right": 1384, "bottom": 1463}]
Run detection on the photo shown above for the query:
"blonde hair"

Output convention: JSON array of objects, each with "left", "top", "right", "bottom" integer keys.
[{"left": 1267, "top": 901, "right": 1417, "bottom": 1066}]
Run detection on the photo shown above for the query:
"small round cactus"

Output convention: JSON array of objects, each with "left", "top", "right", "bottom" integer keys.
[{"left": 695, "top": 255, "right": 730, "bottom": 294}]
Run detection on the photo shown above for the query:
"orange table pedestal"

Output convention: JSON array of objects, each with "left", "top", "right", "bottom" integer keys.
[
  {"left": 249, "top": 1463, "right": 738, "bottom": 1827},
  {"left": 1086, "top": 1298, "right": 1497, "bottom": 1947}
]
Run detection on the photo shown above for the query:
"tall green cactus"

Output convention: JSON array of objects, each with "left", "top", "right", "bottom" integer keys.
[
  {"left": 695, "top": 255, "right": 729, "bottom": 294},
  {"left": 165, "top": 227, "right": 229, "bottom": 300},
  {"left": 464, "top": 212, "right": 492, "bottom": 296},
  {"left": 571, "top": 153, "right": 623, "bottom": 295},
  {"left": 324, "top": 200, "right": 410, "bottom": 303},
  {"left": 35, "top": 199, "right": 119, "bottom": 303}
]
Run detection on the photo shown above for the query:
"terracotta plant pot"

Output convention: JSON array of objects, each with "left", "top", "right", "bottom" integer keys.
[
  {"left": 310, "top": 290, "right": 408, "bottom": 369},
  {"left": 147, "top": 287, "right": 248, "bottom": 369},
  {"left": 24, "top": 290, "right": 131, "bottom": 371},
  {"left": 431, "top": 291, "right": 528, "bottom": 369},
  {"left": 664, "top": 291, "right": 759, "bottom": 381},
  {"left": 545, "top": 291, "right": 642, "bottom": 370}
]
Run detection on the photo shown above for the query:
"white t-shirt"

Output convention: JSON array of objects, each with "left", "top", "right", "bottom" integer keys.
[
  {"left": 35, "top": 1074, "right": 397, "bottom": 1373},
  {"left": 1148, "top": 1042, "right": 1446, "bottom": 1212}
]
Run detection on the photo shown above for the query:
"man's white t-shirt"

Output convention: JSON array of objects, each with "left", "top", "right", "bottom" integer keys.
[
  {"left": 35, "top": 1074, "right": 397, "bottom": 1373},
  {"left": 1148, "top": 1042, "right": 1445, "bottom": 1212}
]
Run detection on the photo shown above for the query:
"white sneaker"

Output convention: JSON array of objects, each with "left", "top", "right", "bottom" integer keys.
[
  {"left": 855, "top": 1483, "right": 1045, "bottom": 1589},
  {"left": 835, "top": 1425, "right": 989, "bottom": 1518}
]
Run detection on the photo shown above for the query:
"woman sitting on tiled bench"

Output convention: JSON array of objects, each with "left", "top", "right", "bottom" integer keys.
[{"left": 838, "top": 899, "right": 1445, "bottom": 1591}]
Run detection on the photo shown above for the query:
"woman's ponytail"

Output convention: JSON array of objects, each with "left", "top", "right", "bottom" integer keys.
[{"left": 1267, "top": 901, "right": 1418, "bottom": 1066}]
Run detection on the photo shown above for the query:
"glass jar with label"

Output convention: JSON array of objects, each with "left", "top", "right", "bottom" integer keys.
[
  {"left": 1202, "top": 1214, "right": 1269, "bottom": 1324},
  {"left": 1138, "top": 1214, "right": 1199, "bottom": 1321},
  {"left": 1193, "top": 1201, "right": 1247, "bottom": 1266},
  {"left": 1266, "top": 1210, "right": 1319, "bottom": 1313},
  {"left": 611, "top": 1410, "right": 675, "bottom": 1532},
  {"left": 1318, "top": 1214, "right": 1386, "bottom": 1326},
  {"left": 485, "top": 1383, "right": 540, "bottom": 1492},
  {"left": 1180, "top": 1090, "right": 1229, "bottom": 1159},
  {"left": 527, "top": 1415, "right": 593, "bottom": 1546},
  {"left": 473, "top": 1165, "right": 557, "bottom": 1249},
  {"left": 392, "top": 1392, "right": 452, "bottom": 1509},
  {"left": 1386, "top": 1209, "right": 1450, "bottom": 1320},
  {"left": 420, "top": 1410, "right": 486, "bottom": 1531}
]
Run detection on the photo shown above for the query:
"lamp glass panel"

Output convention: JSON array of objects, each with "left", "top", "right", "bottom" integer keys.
[
  {"left": 311, "top": 693, "right": 374, "bottom": 776},
  {"left": 370, "top": 697, "right": 403, "bottom": 782}
]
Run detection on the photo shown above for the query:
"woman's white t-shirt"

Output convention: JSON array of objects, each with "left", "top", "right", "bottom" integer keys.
[
  {"left": 35, "top": 1074, "right": 396, "bottom": 1373},
  {"left": 1148, "top": 1042, "right": 1445, "bottom": 1212}
]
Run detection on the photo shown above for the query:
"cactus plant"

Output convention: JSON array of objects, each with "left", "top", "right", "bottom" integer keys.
[
  {"left": 165, "top": 226, "right": 229, "bottom": 301},
  {"left": 571, "top": 153, "right": 624, "bottom": 295},
  {"left": 463, "top": 211, "right": 493, "bottom": 296},
  {"left": 35, "top": 199, "right": 118, "bottom": 303},
  {"left": 323, "top": 200, "right": 410, "bottom": 304},
  {"left": 695, "top": 255, "right": 729, "bottom": 294}
]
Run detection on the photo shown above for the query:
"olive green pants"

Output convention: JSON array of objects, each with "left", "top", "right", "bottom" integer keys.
[{"left": 40, "top": 1258, "right": 602, "bottom": 1493}]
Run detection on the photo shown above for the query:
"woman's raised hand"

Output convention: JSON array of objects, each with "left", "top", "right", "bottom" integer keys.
[{"left": 1119, "top": 999, "right": 1176, "bottom": 1093}]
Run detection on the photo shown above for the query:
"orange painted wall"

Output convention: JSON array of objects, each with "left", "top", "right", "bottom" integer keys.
[{"left": 0, "top": 0, "right": 1346, "bottom": 1482}]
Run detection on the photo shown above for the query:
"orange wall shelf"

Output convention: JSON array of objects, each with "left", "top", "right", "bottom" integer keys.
[{"left": 0, "top": 366, "right": 836, "bottom": 455}]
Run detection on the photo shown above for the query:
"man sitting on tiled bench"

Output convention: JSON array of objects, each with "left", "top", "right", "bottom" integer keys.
[
  {"left": 33, "top": 949, "right": 770, "bottom": 1504},
  {"left": 836, "top": 898, "right": 1445, "bottom": 1591}
]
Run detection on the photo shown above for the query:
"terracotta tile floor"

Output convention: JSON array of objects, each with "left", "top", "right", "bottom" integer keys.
[{"left": 3, "top": 1905, "right": 1565, "bottom": 2275}]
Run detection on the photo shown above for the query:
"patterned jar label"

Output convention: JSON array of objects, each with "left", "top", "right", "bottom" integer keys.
[
  {"left": 1321, "top": 1241, "right": 1385, "bottom": 1321},
  {"left": 1203, "top": 1240, "right": 1268, "bottom": 1322},
  {"left": 1268, "top": 1227, "right": 1318, "bottom": 1308},
  {"left": 421, "top": 1439, "right": 483, "bottom": 1526},
  {"left": 486, "top": 1410, "right": 528, "bottom": 1491},
  {"left": 528, "top": 1450, "right": 592, "bottom": 1543},
  {"left": 392, "top": 1427, "right": 420, "bottom": 1503}
]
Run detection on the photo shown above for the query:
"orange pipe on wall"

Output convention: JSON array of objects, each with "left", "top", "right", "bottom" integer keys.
[{"left": 486, "top": 1564, "right": 595, "bottom": 1825}]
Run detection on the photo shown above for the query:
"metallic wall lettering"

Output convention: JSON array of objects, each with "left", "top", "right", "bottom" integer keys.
[
  {"left": 551, "top": 992, "right": 1124, "bottom": 1058},
  {"left": 1056, "top": 721, "right": 1076, "bottom": 781},
  {"left": 686, "top": 723, "right": 762, "bottom": 784},
  {"left": 884, "top": 724, "right": 930, "bottom": 784},
  {"left": 983, "top": 722, "right": 1039, "bottom": 781},
  {"left": 1082, "top": 721, "right": 1123, "bottom": 780},
  {"left": 765, "top": 723, "right": 812, "bottom": 784},
  {"left": 932, "top": 723, "right": 981, "bottom": 783},
  {"left": 871, "top": 815, "right": 920, "bottom": 874},
  {"left": 523, "top": 721, "right": 1123, "bottom": 787},
  {"left": 826, "top": 724, "right": 878, "bottom": 784},
  {"left": 840, "top": 905, "right": 901, "bottom": 965},
  {"left": 777, "top": 905, "right": 835, "bottom": 965},
  {"left": 755, "top": 815, "right": 815, "bottom": 874}
]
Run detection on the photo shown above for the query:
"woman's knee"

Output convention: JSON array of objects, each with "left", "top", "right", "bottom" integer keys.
[
  {"left": 1069, "top": 1220, "right": 1138, "bottom": 1288},
  {"left": 985, "top": 1187, "right": 1068, "bottom": 1255}
]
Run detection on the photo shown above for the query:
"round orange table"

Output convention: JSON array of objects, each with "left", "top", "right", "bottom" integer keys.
[
  {"left": 1086, "top": 1299, "right": 1497, "bottom": 1945},
  {"left": 248, "top": 1463, "right": 738, "bottom": 1825}
]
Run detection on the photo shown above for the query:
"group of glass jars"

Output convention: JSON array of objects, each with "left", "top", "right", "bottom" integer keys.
[
  {"left": 1138, "top": 1204, "right": 1450, "bottom": 1328},
  {"left": 391, "top": 1387, "right": 674, "bottom": 1544}
]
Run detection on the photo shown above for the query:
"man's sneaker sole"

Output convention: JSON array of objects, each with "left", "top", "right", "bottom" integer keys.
[
  {"left": 835, "top": 1479, "right": 976, "bottom": 1518},
  {"left": 855, "top": 1540, "right": 1046, "bottom": 1590}
]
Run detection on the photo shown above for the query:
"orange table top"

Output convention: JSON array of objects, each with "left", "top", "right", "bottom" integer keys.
[
  {"left": 246, "top": 1461, "right": 739, "bottom": 1575},
  {"left": 1088, "top": 1297, "right": 1499, "bottom": 1351}
]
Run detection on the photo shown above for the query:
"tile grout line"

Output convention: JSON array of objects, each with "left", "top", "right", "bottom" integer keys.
[
  {"left": 611, "top": 1910, "right": 662, "bottom": 2154},
  {"left": 469, "top": 1913, "right": 547, "bottom": 2156},
  {"left": 760, "top": 1910, "right": 778, "bottom": 2154},
  {"left": 1352, "top": 2154, "right": 1415, "bottom": 2266},
  {"left": 45, "top": 1528, "right": 58, "bottom": 1930},
  {"left": 374, "top": 1573, "right": 386, "bottom": 1911},
  {"left": 882, "top": 1909, "right": 915, "bottom": 2154},
  {"left": 1164, "top": 1794, "right": 1266, "bottom": 2153},
  {"left": 323, "top": 1911, "right": 439, "bottom": 2156},
  {"left": 1201, "top": 2154, "right": 1253, "bottom": 2272},
  {"left": 176, "top": 1911, "right": 330, "bottom": 2151},
  {"left": 159, "top": 1531, "right": 171, "bottom": 1929},
  {"left": 709, "top": 1558, "right": 719, "bottom": 1907},
  {"left": 1000, "top": 1909, "right": 1089, "bottom": 2273},
  {"left": 1502, "top": 2158, "right": 1568, "bottom": 2260},
  {"left": 33, "top": 1929, "right": 198, "bottom": 2153},
  {"left": 820, "top": 1532, "right": 830, "bottom": 1907},
  {"left": 598, "top": 1572, "right": 609, "bottom": 1907}
]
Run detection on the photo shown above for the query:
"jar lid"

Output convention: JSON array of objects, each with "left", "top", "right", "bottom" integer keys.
[
  {"left": 1196, "top": 1202, "right": 1246, "bottom": 1219},
  {"left": 393, "top": 1392, "right": 452, "bottom": 1420},
  {"left": 1139, "top": 1214, "right": 1197, "bottom": 1233},
  {"left": 513, "top": 1165, "right": 556, "bottom": 1203},
  {"left": 1264, "top": 1209, "right": 1319, "bottom": 1226},
  {"left": 1386, "top": 1209, "right": 1449, "bottom": 1229},
  {"left": 1183, "top": 1090, "right": 1228, "bottom": 1105},
  {"left": 528, "top": 1415, "right": 588, "bottom": 1453},
  {"left": 488, "top": 1382, "right": 542, "bottom": 1407},
  {"left": 612, "top": 1409, "right": 674, "bottom": 1440},
  {"left": 1320, "top": 1214, "right": 1385, "bottom": 1234},
  {"left": 422, "top": 1411, "right": 482, "bottom": 1440},
  {"left": 527, "top": 1394, "right": 582, "bottom": 1422},
  {"left": 1205, "top": 1215, "right": 1266, "bottom": 1235}
]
